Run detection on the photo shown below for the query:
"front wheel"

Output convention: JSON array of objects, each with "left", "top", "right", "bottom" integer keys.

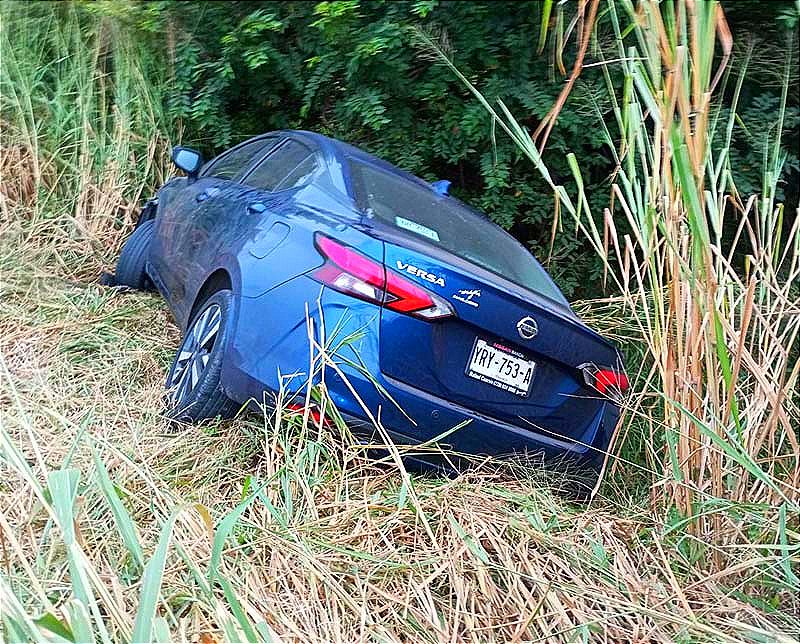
[
  {"left": 115, "top": 220, "right": 155, "bottom": 290},
  {"left": 165, "top": 289, "right": 239, "bottom": 422}
]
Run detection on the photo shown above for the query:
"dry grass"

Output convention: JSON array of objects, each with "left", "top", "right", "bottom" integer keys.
[{"left": 2, "top": 241, "right": 798, "bottom": 641}]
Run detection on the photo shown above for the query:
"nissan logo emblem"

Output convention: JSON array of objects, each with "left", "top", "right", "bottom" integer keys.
[{"left": 516, "top": 316, "right": 538, "bottom": 340}]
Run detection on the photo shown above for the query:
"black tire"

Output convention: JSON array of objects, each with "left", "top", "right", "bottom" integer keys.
[
  {"left": 165, "top": 289, "right": 239, "bottom": 422},
  {"left": 115, "top": 220, "right": 155, "bottom": 290}
]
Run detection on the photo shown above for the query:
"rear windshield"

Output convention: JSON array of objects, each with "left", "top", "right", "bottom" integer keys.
[{"left": 349, "top": 160, "right": 567, "bottom": 304}]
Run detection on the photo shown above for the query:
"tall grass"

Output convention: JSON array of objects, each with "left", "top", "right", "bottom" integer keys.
[
  {"left": 0, "top": 1, "right": 173, "bottom": 278},
  {"left": 3, "top": 262, "right": 798, "bottom": 642},
  {"left": 421, "top": 0, "right": 800, "bottom": 561}
]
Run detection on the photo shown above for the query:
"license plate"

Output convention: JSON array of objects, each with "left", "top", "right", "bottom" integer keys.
[{"left": 466, "top": 338, "right": 535, "bottom": 397}]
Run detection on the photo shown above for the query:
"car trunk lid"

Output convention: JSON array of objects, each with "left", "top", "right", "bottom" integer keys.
[{"left": 377, "top": 238, "right": 620, "bottom": 443}]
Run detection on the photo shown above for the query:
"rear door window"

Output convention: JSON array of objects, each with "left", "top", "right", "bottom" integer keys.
[
  {"left": 243, "top": 140, "right": 317, "bottom": 192},
  {"left": 275, "top": 154, "right": 319, "bottom": 190},
  {"left": 202, "top": 137, "right": 279, "bottom": 180},
  {"left": 349, "top": 160, "right": 567, "bottom": 304}
]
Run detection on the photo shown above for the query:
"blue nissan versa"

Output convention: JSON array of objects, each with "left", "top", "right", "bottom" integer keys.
[{"left": 113, "top": 130, "right": 628, "bottom": 476}]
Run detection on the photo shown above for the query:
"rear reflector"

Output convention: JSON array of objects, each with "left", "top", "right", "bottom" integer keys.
[
  {"left": 312, "top": 233, "right": 454, "bottom": 320},
  {"left": 286, "top": 402, "right": 333, "bottom": 427},
  {"left": 581, "top": 364, "right": 629, "bottom": 401}
]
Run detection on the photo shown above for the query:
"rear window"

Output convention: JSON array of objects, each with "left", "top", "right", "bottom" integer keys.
[{"left": 349, "top": 161, "right": 566, "bottom": 304}]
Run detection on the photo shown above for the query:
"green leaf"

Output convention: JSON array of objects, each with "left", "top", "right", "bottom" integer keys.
[
  {"left": 210, "top": 481, "right": 269, "bottom": 577},
  {"left": 46, "top": 469, "right": 113, "bottom": 644},
  {"left": 2, "top": 615, "right": 31, "bottom": 643},
  {"left": 48, "top": 469, "right": 80, "bottom": 546},
  {"left": 447, "top": 514, "right": 490, "bottom": 564},
  {"left": 671, "top": 129, "right": 710, "bottom": 261},
  {"left": 153, "top": 616, "right": 172, "bottom": 642},
  {"left": 778, "top": 504, "right": 800, "bottom": 590},
  {"left": 93, "top": 450, "right": 145, "bottom": 570},
  {"left": 669, "top": 398, "right": 791, "bottom": 504},
  {"left": 35, "top": 612, "right": 74, "bottom": 642},
  {"left": 131, "top": 511, "right": 180, "bottom": 644},
  {"left": 206, "top": 482, "right": 272, "bottom": 643},
  {"left": 66, "top": 601, "right": 94, "bottom": 644},
  {"left": 47, "top": 470, "right": 94, "bottom": 609},
  {"left": 711, "top": 308, "right": 741, "bottom": 438},
  {"left": 537, "top": 0, "right": 553, "bottom": 54},
  {"left": 216, "top": 577, "right": 260, "bottom": 643}
]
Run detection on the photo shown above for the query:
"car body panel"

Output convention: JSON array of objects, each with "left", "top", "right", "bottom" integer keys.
[
  {"left": 377, "top": 238, "right": 618, "bottom": 442},
  {"left": 141, "top": 129, "right": 625, "bottom": 471},
  {"left": 224, "top": 282, "right": 621, "bottom": 463}
]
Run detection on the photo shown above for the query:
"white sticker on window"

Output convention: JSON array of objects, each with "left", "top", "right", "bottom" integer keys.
[{"left": 395, "top": 216, "right": 440, "bottom": 242}]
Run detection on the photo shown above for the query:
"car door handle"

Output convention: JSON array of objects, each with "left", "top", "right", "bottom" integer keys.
[
  {"left": 247, "top": 202, "right": 267, "bottom": 214},
  {"left": 196, "top": 187, "right": 220, "bottom": 203}
]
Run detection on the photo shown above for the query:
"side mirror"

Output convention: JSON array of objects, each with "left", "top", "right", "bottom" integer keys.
[{"left": 171, "top": 146, "right": 203, "bottom": 180}]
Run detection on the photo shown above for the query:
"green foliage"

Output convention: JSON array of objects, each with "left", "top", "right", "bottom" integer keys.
[{"left": 721, "top": 93, "right": 800, "bottom": 198}]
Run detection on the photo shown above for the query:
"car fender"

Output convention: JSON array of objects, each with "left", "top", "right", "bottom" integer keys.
[
  {"left": 180, "top": 253, "right": 243, "bottom": 333},
  {"left": 135, "top": 197, "right": 159, "bottom": 228}
]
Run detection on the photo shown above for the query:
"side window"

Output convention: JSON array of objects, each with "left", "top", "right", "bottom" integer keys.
[
  {"left": 202, "top": 137, "right": 279, "bottom": 180},
  {"left": 275, "top": 154, "right": 319, "bottom": 190},
  {"left": 243, "top": 140, "right": 316, "bottom": 192}
]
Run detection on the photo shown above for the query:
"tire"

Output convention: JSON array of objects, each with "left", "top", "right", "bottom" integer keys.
[
  {"left": 115, "top": 220, "right": 155, "bottom": 290},
  {"left": 165, "top": 289, "right": 239, "bottom": 422}
]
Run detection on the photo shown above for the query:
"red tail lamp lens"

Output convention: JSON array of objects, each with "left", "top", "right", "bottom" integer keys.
[
  {"left": 312, "top": 234, "right": 386, "bottom": 304},
  {"left": 582, "top": 365, "right": 629, "bottom": 400},
  {"left": 312, "top": 233, "right": 454, "bottom": 320},
  {"left": 595, "top": 369, "right": 629, "bottom": 394}
]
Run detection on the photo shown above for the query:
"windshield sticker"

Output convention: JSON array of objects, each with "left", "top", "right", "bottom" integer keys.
[
  {"left": 453, "top": 289, "right": 481, "bottom": 308},
  {"left": 395, "top": 216, "right": 440, "bottom": 242}
]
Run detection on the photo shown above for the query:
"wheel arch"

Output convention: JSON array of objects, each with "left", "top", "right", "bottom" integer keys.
[
  {"left": 187, "top": 268, "right": 233, "bottom": 328},
  {"left": 136, "top": 198, "right": 159, "bottom": 227}
]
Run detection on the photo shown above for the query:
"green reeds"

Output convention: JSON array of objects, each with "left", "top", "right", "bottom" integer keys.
[
  {"left": 424, "top": 0, "right": 800, "bottom": 554},
  {"left": 0, "top": 1, "right": 173, "bottom": 278}
]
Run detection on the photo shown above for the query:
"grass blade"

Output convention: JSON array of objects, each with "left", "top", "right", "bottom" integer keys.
[
  {"left": 131, "top": 511, "right": 179, "bottom": 644},
  {"left": 93, "top": 450, "right": 145, "bottom": 570}
]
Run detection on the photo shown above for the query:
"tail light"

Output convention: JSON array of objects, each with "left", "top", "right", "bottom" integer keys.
[
  {"left": 311, "top": 233, "right": 454, "bottom": 320},
  {"left": 581, "top": 364, "right": 629, "bottom": 402}
]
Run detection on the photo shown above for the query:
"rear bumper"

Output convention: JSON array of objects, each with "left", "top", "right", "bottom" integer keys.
[
  {"left": 326, "top": 367, "right": 618, "bottom": 470},
  {"left": 221, "top": 277, "right": 619, "bottom": 470}
]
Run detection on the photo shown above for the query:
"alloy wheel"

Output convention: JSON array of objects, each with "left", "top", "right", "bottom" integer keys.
[{"left": 168, "top": 303, "right": 221, "bottom": 407}]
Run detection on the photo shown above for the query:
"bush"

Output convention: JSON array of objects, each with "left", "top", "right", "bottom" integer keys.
[{"left": 82, "top": 0, "right": 793, "bottom": 299}]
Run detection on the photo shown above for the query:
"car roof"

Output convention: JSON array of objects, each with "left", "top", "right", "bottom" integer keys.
[{"left": 273, "top": 130, "right": 435, "bottom": 194}]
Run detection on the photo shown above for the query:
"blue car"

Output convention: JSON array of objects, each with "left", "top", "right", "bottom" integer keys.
[{"left": 114, "top": 130, "right": 627, "bottom": 473}]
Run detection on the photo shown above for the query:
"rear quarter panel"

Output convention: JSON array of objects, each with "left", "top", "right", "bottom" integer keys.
[{"left": 236, "top": 184, "right": 376, "bottom": 298}]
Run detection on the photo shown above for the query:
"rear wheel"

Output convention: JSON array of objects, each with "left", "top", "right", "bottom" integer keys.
[
  {"left": 165, "top": 289, "right": 239, "bottom": 422},
  {"left": 115, "top": 220, "right": 155, "bottom": 290}
]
